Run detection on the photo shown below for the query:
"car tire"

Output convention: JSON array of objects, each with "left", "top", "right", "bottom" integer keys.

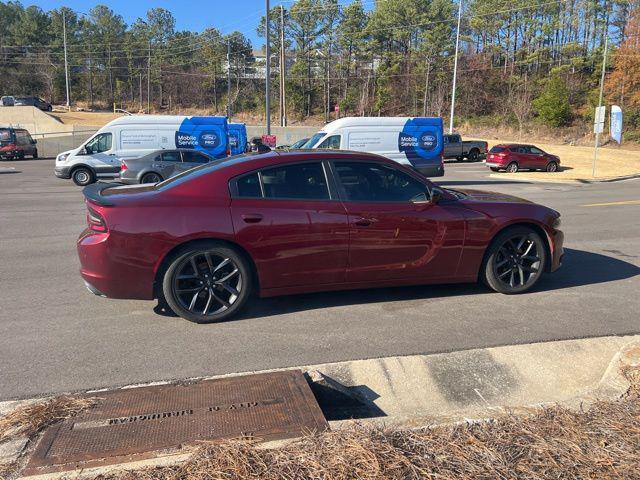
[
  {"left": 141, "top": 172, "right": 163, "bottom": 184},
  {"left": 32, "top": 149, "right": 38, "bottom": 159},
  {"left": 481, "top": 226, "right": 547, "bottom": 294},
  {"left": 17, "top": 151, "right": 24, "bottom": 160},
  {"left": 490, "top": 167, "right": 499, "bottom": 172},
  {"left": 468, "top": 148, "right": 480, "bottom": 162},
  {"left": 546, "top": 161, "right": 558, "bottom": 172},
  {"left": 72, "top": 167, "right": 95, "bottom": 186},
  {"left": 162, "top": 242, "right": 252, "bottom": 324},
  {"left": 506, "top": 162, "right": 518, "bottom": 173}
]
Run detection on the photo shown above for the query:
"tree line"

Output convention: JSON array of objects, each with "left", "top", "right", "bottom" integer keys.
[{"left": 0, "top": 0, "right": 639, "bottom": 140}]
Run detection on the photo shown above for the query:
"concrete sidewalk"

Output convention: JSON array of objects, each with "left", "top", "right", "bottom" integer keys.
[{"left": 2, "top": 334, "right": 639, "bottom": 478}]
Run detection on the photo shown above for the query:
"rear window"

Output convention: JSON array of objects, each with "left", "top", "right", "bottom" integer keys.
[
  {"left": 0, "top": 129, "right": 13, "bottom": 144},
  {"left": 490, "top": 146, "right": 505, "bottom": 153}
]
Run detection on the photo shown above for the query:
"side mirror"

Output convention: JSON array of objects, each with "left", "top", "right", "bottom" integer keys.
[
  {"left": 31, "top": 139, "right": 37, "bottom": 144},
  {"left": 430, "top": 187, "right": 443, "bottom": 204}
]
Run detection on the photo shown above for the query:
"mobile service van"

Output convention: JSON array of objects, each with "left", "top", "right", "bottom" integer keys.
[
  {"left": 228, "top": 123, "right": 248, "bottom": 155},
  {"left": 54, "top": 115, "right": 229, "bottom": 186},
  {"left": 303, "top": 117, "right": 444, "bottom": 177}
]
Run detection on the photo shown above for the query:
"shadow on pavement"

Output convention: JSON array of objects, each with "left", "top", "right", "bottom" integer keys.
[
  {"left": 154, "top": 248, "right": 638, "bottom": 322},
  {"left": 437, "top": 180, "right": 533, "bottom": 186}
]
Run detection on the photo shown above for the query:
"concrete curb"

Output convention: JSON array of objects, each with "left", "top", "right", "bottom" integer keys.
[
  {"left": 2, "top": 335, "right": 639, "bottom": 479},
  {"left": 488, "top": 172, "right": 640, "bottom": 184}
]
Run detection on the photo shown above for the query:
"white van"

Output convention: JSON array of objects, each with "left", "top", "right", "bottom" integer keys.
[
  {"left": 54, "top": 115, "right": 229, "bottom": 186},
  {"left": 303, "top": 116, "right": 445, "bottom": 177}
]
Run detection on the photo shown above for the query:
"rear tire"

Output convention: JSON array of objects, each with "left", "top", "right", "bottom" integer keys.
[
  {"left": 506, "top": 162, "right": 518, "bottom": 173},
  {"left": 468, "top": 148, "right": 480, "bottom": 162},
  {"left": 72, "top": 167, "right": 94, "bottom": 186},
  {"left": 481, "top": 226, "right": 547, "bottom": 294},
  {"left": 141, "top": 172, "right": 163, "bottom": 184},
  {"left": 162, "top": 243, "right": 252, "bottom": 324}
]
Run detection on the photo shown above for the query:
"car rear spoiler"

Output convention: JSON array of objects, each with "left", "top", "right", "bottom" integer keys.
[{"left": 82, "top": 182, "right": 122, "bottom": 207}]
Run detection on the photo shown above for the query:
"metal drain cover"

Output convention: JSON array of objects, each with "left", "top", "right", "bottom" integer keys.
[{"left": 23, "top": 370, "right": 327, "bottom": 475}]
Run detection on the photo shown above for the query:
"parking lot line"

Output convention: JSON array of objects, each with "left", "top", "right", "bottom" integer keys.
[{"left": 582, "top": 199, "right": 640, "bottom": 207}]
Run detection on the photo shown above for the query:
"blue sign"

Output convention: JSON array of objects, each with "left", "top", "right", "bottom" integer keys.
[
  {"left": 398, "top": 117, "right": 443, "bottom": 167},
  {"left": 175, "top": 116, "right": 228, "bottom": 158},
  {"left": 611, "top": 105, "right": 622, "bottom": 144}
]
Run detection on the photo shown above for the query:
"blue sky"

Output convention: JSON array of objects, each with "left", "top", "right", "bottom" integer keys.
[{"left": 26, "top": 0, "right": 275, "bottom": 46}]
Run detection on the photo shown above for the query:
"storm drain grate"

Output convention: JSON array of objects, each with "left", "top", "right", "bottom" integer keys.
[{"left": 23, "top": 370, "right": 327, "bottom": 476}]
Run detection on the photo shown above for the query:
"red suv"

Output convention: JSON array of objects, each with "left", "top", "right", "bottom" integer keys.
[
  {"left": 486, "top": 144, "right": 560, "bottom": 173},
  {"left": 0, "top": 127, "right": 38, "bottom": 160},
  {"left": 77, "top": 150, "right": 564, "bottom": 323}
]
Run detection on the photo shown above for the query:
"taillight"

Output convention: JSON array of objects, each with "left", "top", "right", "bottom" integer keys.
[
  {"left": 120, "top": 161, "right": 128, "bottom": 172},
  {"left": 87, "top": 207, "right": 108, "bottom": 232}
]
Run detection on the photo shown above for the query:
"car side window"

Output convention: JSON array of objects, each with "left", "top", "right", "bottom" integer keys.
[
  {"left": 236, "top": 172, "right": 262, "bottom": 198},
  {"left": 317, "top": 135, "right": 341, "bottom": 149},
  {"left": 85, "top": 133, "right": 112, "bottom": 154},
  {"left": 261, "top": 162, "right": 329, "bottom": 200},
  {"left": 529, "top": 147, "right": 543, "bottom": 155},
  {"left": 182, "top": 151, "right": 210, "bottom": 163},
  {"left": 161, "top": 151, "right": 181, "bottom": 162},
  {"left": 334, "top": 161, "right": 428, "bottom": 202}
]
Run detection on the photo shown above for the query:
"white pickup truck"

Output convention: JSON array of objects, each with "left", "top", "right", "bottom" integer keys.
[{"left": 443, "top": 134, "right": 488, "bottom": 162}]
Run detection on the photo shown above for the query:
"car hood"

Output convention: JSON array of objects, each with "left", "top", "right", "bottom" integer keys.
[{"left": 454, "top": 189, "right": 534, "bottom": 205}]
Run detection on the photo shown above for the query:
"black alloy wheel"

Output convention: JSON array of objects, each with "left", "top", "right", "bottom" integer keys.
[
  {"left": 482, "top": 226, "right": 547, "bottom": 294},
  {"left": 162, "top": 244, "right": 251, "bottom": 323}
]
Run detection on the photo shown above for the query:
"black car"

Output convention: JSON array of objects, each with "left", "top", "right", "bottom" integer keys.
[{"left": 14, "top": 96, "right": 52, "bottom": 111}]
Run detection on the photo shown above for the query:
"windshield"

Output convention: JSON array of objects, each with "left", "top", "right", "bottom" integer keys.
[
  {"left": 0, "top": 128, "right": 13, "bottom": 144},
  {"left": 301, "top": 132, "right": 326, "bottom": 149}
]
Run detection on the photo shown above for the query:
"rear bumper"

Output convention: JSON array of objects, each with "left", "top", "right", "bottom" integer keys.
[
  {"left": 77, "top": 228, "right": 156, "bottom": 300},
  {"left": 485, "top": 161, "right": 506, "bottom": 169}
]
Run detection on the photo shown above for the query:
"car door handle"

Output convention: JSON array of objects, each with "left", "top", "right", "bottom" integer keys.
[
  {"left": 241, "top": 214, "right": 263, "bottom": 224},
  {"left": 354, "top": 218, "right": 373, "bottom": 227}
]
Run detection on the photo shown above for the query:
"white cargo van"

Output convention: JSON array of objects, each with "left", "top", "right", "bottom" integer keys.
[
  {"left": 303, "top": 116, "right": 444, "bottom": 177},
  {"left": 54, "top": 115, "right": 229, "bottom": 186}
]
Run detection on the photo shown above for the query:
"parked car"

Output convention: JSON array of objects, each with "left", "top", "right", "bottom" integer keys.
[
  {"left": 14, "top": 96, "right": 52, "bottom": 111},
  {"left": 1, "top": 96, "right": 15, "bottom": 106},
  {"left": 303, "top": 117, "right": 444, "bottom": 177},
  {"left": 78, "top": 150, "right": 564, "bottom": 324},
  {"left": 0, "top": 127, "right": 38, "bottom": 160},
  {"left": 443, "top": 134, "right": 488, "bottom": 162},
  {"left": 119, "top": 149, "right": 218, "bottom": 184},
  {"left": 55, "top": 115, "right": 229, "bottom": 186},
  {"left": 486, "top": 144, "right": 560, "bottom": 173}
]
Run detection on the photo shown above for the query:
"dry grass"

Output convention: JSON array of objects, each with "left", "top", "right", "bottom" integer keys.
[
  {"left": 99, "top": 369, "right": 640, "bottom": 480},
  {"left": 0, "top": 396, "right": 95, "bottom": 443}
]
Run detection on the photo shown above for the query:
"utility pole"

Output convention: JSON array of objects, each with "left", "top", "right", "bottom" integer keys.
[
  {"left": 265, "top": 0, "right": 271, "bottom": 134},
  {"left": 449, "top": 0, "right": 463, "bottom": 133},
  {"left": 227, "top": 40, "right": 232, "bottom": 119},
  {"left": 147, "top": 41, "right": 151, "bottom": 114},
  {"left": 279, "top": 5, "right": 286, "bottom": 126},
  {"left": 139, "top": 73, "right": 143, "bottom": 112},
  {"left": 62, "top": 11, "right": 71, "bottom": 111},
  {"left": 593, "top": 33, "right": 609, "bottom": 178}
]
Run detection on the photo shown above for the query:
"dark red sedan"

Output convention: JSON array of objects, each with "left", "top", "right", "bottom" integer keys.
[
  {"left": 78, "top": 150, "right": 564, "bottom": 323},
  {"left": 486, "top": 144, "right": 560, "bottom": 173}
]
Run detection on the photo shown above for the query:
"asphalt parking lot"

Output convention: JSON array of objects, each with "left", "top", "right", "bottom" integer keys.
[{"left": 1, "top": 158, "right": 639, "bottom": 400}]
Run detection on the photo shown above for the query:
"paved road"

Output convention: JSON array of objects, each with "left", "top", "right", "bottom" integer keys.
[{"left": 1, "top": 158, "right": 639, "bottom": 400}]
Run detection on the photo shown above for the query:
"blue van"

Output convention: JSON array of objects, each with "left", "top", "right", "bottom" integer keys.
[{"left": 228, "top": 123, "right": 248, "bottom": 156}]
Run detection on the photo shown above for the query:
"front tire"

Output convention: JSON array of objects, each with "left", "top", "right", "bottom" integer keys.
[
  {"left": 546, "top": 161, "right": 558, "bottom": 172},
  {"left": 481, "top": 226, "right": 547, "bottom": 294},
  {"left": 32, "top": 149, "right": 38, "bottom": 159},
  {"left": 162, "top": 243, "right": 252, "bottom": 323},
  {"left": 72, "top": 167, "right": 94, "bottom": 186}
]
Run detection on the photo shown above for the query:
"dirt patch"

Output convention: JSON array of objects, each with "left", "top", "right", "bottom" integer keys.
[{"left": 97, "top": 368, "right": 640, "bottom": 480}]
